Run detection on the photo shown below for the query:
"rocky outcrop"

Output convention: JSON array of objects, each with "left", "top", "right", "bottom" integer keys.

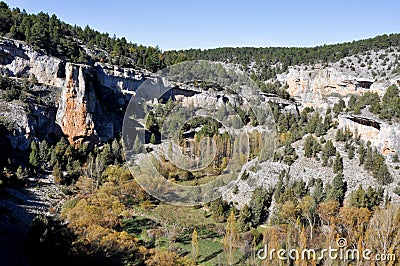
[
  {"left": 56, "top": 63, "right": 98, "bottom": 145},
  {"left": 0, "top": 39, "right": 64, "bottom": 86},
  {"left": 0, "top": 39, "right": 152, "bottom": 148},
  {"left": 95, "top": 63, "right": 150, "bottom": 94},
  {"left": 2, "top": 38, "right": 399, "bottom": 151},
  {"left": 338, "top": 114, "right": 400, "bottom": 154},
  {"left": 0, "top": 97, "right": 62, "bottom": 150},
  {"left": 278, "top": 65, "right": 398, "bottom": 109},
  {"left": 346, "top": 115, "right": 381, "bottom": 130}
]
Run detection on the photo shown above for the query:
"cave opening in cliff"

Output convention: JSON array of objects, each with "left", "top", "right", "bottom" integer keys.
[
  {"left": 347, "top": 115, "right": 381, "bottom": 130},
  {"left": 356, "top": 80, "right": 373, "bottom": 89}
]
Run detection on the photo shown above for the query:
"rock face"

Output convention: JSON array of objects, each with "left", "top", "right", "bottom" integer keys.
[
  {"left": 276, "top": 54, "right": 400, "bottom": 156},
  {"left": 0, "top": 93, "right": 62, "bottom": 150},
  {"left": 0, "top": 39, "right": 64, "bottom": 86},
  {"left": 56, "top": 63, "right": 98, "bottom": 145},
  {"left": 278, "top": 65, "right": 398, "bottom": 109},
  {"left": 0, "top": 39, "right": 152, "bottom": 148},
  {"left": 338, "top": 114, "right": 400, "bottom": 154},
  {"left": 277, "top": 47, "right": 400, "bottom": 110},
  {"left": 1, "top": 38, "right": 400, "bottom": 152}
]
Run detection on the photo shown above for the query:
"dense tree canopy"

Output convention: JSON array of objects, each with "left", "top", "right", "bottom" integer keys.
[{"left": 1, "top": 1, "right": 400, "bottom": 76}]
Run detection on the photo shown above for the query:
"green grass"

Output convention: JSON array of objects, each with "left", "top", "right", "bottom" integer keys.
[
  {"left": 125, "top": 204, "right": 246, "bottom": 264},
  {"left": 159, "top": 233, "right": 227, "bottom": 265},
  {"left": 176, "top": 174, "right": 218, "bottom": 186},
  {"left": 197, "top": 239, "right": 225, "bottom": 265},
  {"left": 121, "top": 216, "right": 159, "bottom": 236},
  {"left": 134, "top": 203, "right": 215, "bottom": 228}
]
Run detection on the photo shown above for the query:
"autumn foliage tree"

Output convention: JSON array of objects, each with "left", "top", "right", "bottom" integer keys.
[
  {"left": 365, "top": 204, "right": 400, "bottom": 262},
  {"left": 62, "top": 170, "right": 136, "bottom": 257},
  {"left": 223, "top": 210, "right": 238, "bottom": 266},
  {"left": 191, "top": 228, "right": 199, "bottom": 260}
]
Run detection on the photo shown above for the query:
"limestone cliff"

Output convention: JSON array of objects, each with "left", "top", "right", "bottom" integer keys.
[
  {"left": 1, "top": 37, "right": 400, "bottom": 153},
  {"left": 55, "top": 63, "right": 97, "bottom": 145},
  {"left": 278, "top": 63, "right": 399, "bottom": 109},
  {"left": 0, "top": 100, "right": 62, "bottom": 150},
  {"left": 0, "top": 38, "right": 150, "bottom": 148},
  {"left": 338, "top": 114, "right": 400, "bottom": 155}
]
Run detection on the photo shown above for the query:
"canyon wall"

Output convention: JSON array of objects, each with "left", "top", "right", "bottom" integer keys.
[
  {"left": 0, "top": 39, "right": 149, "bottom": 148},
  {"left": 338, "top": 115, "right": 400, "bottom": 154},
  {"left": 1, "top": 38, "right": 400, "bottom": 154},
  {"left": 278, "top": 66, "right": 398, "bottom": 109}
]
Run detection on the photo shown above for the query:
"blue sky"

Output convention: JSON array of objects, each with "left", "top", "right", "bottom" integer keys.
[{"left": 5, "top": 0, "right": 400, "bottom": 51}]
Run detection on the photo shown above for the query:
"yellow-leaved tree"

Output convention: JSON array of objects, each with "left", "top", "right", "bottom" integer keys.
[{"left": 223, "top": 210, "right": 238, "bottom": 265}]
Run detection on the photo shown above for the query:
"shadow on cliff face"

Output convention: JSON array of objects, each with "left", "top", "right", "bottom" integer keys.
[{"left": 346, "top": 115, "right": 381, "bottom": 130}]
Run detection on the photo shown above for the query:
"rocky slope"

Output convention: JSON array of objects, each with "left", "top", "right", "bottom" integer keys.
[
  {"left": 0, "top": 173, "right": 64, "bottom": 266},
  {"left": 338, "top": 113, "right": 400, "bottom": 155},
  {"left": 2, "top": 37, "right": 400, "bottom": 153},
  {"left": 273, "top": 48, "right": 400, "bottom": 155},
  {"left": 278, "top": 47, "right": 400, "bottom": 109},
  {"left": 1, "top": 37, "right": 400, "bottom": 205}
]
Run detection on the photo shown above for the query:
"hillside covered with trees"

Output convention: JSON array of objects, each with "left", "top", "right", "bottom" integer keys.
[
  {"left": 0, "top": 1, "right": 400, "bottom": 266},
  {"left": 1, "top": 1, "right": 400, "bottom": 77}
]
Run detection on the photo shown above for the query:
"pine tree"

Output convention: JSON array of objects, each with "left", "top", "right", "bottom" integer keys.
[
  {"left": 211, "top": 198, "right": 228, "bottom": 222},
  {"left": 52, "top": 162, "right": 62, "bottom": 184},
  {"left": 0, "top": 2, "right": 12, "bottom": 35},
  {"left": 48, "top": 14, "right": 61, "bottom": 53},
  {"left": 365, "top": 186, "right": 384, "bottom": 210},
  {"left": 145, "top": 112, "right": 157, "bottom": 131},
  {"left": 26, "top": 12, "right": 50, "bottom": 50},
  {"left": 349, "top": 185, "right": 367, "bottom": 208},
  {"left": 55, "top": 137, "right": 68, "bottom": 164},
  {"left": 392, "top": 153, "right": 399, "bottom": 163},
  {"left": 335, "top": 128, "right": 344, "bottom": 141},
  {"left": 333, "top": 152, "right": 343, "bottom": 174},
  {"left": 322, "top": 152, "right": 329, "bottom": 167},
  {"left": 141, "top": 228, "right": 149, "bottom": 245},
  {"left": 133, "top": 135, "right": 142, "bottom": 153},
  {"left": 283, "top": 144, "right": 297, "bottom": 166},
  {"left": 312, "top": 178, "right": 325, "bottom": 203},
  {"left": 38, "top": 140, "right": 49, "bottom": 163},
  {"left": 323, "top": 109, "right": 332, "bottom": 129},
  {"left": 347, "top": 145, "right": 355, "bottom": 160},
  {"left": 304, "top": 135, "right": 314, "bottom": 158},
  {"left": 323, "top": 140, "right": 336, "bottom": 157},
  {"left": 372, "top": 156, "right": 393, "bottom": 185},
  {"left": 29, "top": 141, "right": 40, "bottom": 171},
  {"left": 111, "top": 139, "right": 121, "bottom": 163},
  {"left": 16, "top": 166, "right": 28, "bottom": 180},
  {"left": 326, "top": 173, "right": 346, "bottom": 205},
  {"left": 101, "top": 143, "right": 113, "bottom": 165},
  {"left": 394, "top": 183, "right": 400, "bottom": 196},
  {"left": 249, "top": 188, "right": 272, "bottom": 226},
  {"left": 238, "top": 204, "right": 252, "bottom": 231},
  {"left": 333, "top": 99, "right": 346, "bottom": 114},
  {"left": 358, "top": 142, "right": 366, "bottom": 165},
  {"left": 364, "top": 147, "right": 374, "bottom": 171},
  {"left": 50, "top": 149, "right": 57, "bottom": 167},
  {"left": 315, "top": 123, "right": 326, "bottom": 137},
  {"left": 150, "top": 133, "right": 156, "bottom": 145}
]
